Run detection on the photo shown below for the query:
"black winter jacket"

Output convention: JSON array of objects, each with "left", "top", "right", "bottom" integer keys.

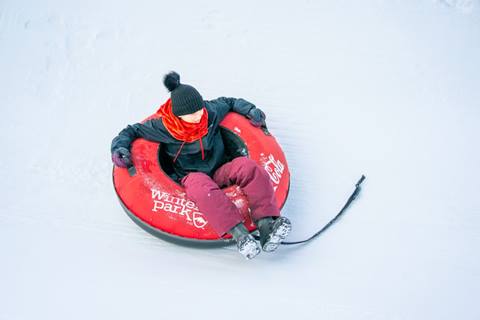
[{"left": 111, "top": 97, "right": 256, "bottom": 182}]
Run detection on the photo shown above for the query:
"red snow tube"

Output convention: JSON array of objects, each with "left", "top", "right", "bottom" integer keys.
[{"left": 113, "top": 112, "right": 290, "bottom": 247}]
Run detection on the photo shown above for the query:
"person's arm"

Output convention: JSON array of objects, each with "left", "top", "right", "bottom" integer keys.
[
  {"left": 111, "top": 118, "right": 170, "bottom": 152},
  {"left": 207, "top": 97, "right": 256, "bottom": 121},
  {"left": 208, "top": 97, "right": 266, "bottom": 127}
]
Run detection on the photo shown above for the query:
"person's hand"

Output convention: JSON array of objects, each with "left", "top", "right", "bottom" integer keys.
[
  {"left": 112, "top": 147, "right": 133, "bottom": 168},
  {"left": 246, "top": 108, "right": 266, "bottom": 127}
]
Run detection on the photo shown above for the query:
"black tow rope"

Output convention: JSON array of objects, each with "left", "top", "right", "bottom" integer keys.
[{"left": 279, "top": 175, "right": 366, "bottom": 245}]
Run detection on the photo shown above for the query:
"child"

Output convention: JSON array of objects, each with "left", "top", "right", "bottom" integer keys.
[{"left": 111, "top": 72, "right": 291, "bottom": 260}]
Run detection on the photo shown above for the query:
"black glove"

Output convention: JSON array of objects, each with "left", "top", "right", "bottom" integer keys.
[
  {"left": 111, "top": 147, "right": 133, "bottom": 168},
  {"left": 246, "top": 108, "right": 266, "bottom": 127}
]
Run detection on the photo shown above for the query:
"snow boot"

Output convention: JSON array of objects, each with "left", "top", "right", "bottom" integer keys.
[
  {"left": 257, "top": 216, "right": 292, "bottom": 252},
  {"left": 229, "top": 223, "right": 261, "bottom": 260}
]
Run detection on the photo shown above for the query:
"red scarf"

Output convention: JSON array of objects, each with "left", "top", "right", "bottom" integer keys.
[{"left": 155, "top": 99, "right": 208, "bottom": 162}]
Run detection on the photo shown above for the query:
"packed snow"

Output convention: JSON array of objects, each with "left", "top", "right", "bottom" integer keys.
[{"left": 1, "top": 0, "right": 479, "bottom": 319}]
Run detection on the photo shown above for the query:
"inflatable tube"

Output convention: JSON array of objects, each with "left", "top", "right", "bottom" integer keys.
[{"left": 112, "top": 112, "right": 290, "bottom": 247}]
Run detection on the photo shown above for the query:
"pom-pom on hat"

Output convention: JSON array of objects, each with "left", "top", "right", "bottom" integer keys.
[{"left": 163, "top": 71, "right": 204, "bottom": 117}]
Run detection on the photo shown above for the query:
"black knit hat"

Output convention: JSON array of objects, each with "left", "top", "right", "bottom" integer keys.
[{"left": 163, "top": 71, "right": 204, "bottom": 116}]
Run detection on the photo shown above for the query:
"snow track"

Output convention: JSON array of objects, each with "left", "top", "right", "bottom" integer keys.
[{"left": 1, "top": 1, "right": 479, "bottom": 319}]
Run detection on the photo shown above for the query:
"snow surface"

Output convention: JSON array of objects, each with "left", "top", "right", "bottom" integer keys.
[{"left": 1, "top": 0, "right": 480, "bottom": 319}]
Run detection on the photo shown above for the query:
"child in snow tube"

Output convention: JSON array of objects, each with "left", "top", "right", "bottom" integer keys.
[{"left": 110, "top": 72, "right": 291, "bottom": 260}]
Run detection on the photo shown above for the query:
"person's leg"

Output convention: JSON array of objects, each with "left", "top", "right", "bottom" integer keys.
[
  {"left": 213, "top": 156, "right": 280, "bottom": 222},
  {"left": 257, "top": 216, "right": 292, "bottom": 252},
  {"left": 181, "top": 172, "right": 243, "bottom": 236},
  {"left": 213, "top": 157, "right": 291, "bottom": 252},
  {"left": 182, "top": 172, "right": 261, "bottom": 259},
  {"left": 229, "top": 222, "right": 261, "bottom": 260}
]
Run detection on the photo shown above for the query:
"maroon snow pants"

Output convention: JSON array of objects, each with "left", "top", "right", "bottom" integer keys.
[{"left": 181, "top": 156, "right": 280, "bottom": 236}]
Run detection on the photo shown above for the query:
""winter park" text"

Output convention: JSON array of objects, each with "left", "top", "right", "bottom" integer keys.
[{"left": 151, "top": 189, "right": 208, "bottom": 229}]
